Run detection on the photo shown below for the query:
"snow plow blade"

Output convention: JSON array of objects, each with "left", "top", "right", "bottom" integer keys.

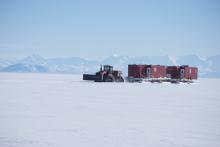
[{"left": 83, "top": 74, "right": 101, "bottom": 81}]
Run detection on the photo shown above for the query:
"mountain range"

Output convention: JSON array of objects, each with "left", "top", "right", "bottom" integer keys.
[{"left": 0, "top": 54, "right": 220, "bottom": 78}]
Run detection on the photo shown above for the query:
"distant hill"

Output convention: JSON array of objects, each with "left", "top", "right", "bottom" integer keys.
[
  {"left": 0, "top": 54, "right": 220, "bottom": 78},
  {"left": 1, "top": 64, "right": 48, "bottom": 73}
]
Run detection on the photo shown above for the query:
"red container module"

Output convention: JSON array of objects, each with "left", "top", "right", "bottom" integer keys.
[
  {"left": 166, "top": 66, "right": 180, "bottom": 79},
  {"left": 128, "top": 64, "right": 166, "bottom": 79},
  {"left": 128, "top": 64, "right": 146, "bottom": 78},
  {"left": 146, "top": 65, "right": 166, "bottom": 79},
  {"left": 179, "top": 66, "right": 198, "bottom": 80},
  {"left": 166, "top": 65, "right": 198, "bottom": 80}
]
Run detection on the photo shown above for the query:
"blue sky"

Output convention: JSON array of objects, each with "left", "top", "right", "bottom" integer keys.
[{"left": 0, "top": 0, "right": 220, "bottom": 59}]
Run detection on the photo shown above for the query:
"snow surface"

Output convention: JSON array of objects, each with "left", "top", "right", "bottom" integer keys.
[{"left": 0, "top": 73, "right": 220, "bottom": 147}]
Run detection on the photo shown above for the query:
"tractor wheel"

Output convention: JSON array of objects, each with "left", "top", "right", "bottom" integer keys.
[
  {"left": 105, "top": 75, "right": 114, "bottom": 82},
  {"left": 118, "top": 76, "right": 124, "bottom": 82}
]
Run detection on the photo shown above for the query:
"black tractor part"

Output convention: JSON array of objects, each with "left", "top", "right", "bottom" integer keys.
[
  {"left": 104, "top": 75, "right": 115, "bottom": 82},
  {"left": 83, "top": 74, "right": 101, "bottom": 81}
]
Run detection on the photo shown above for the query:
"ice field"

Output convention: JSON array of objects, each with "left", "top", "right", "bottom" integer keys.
[{"left": 0, "top": 73, "right": 220, "bottom": 147}]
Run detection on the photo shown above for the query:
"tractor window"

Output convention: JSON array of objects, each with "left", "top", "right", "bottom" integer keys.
[
  {"left": 109, "top": 67, "right": 113, "bottom": 73},
  {"left": 104, "top": 66, "right": 113, "bottom": 73}
]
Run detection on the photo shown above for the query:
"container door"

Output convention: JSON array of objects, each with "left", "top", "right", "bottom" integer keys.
[
  {"left": 147, "top": 68, "right": 151, "bottom": 78},
  {"left": 180, "top": 69, "right": 185, "bottom": 79}
]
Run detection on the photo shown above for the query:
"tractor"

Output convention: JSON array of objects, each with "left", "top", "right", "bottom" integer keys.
[{"left": 83, "top": 65, "right": 124, "bottom": 82}]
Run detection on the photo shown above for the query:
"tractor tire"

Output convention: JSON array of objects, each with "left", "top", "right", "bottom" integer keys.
[
  {"left": 118, "top": 76, "right": 124, "bottom": 82},
  {"left": 105, "top": 75, "right": 115, "bottom": 82}
]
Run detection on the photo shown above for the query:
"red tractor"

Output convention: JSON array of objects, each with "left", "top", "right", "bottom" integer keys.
[{"left": 83, "top": 65, "right": 124, "bottom": 82}]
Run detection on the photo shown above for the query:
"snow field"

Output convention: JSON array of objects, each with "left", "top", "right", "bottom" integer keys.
[{"left": 0, "top": 73, "right": 220, "bottom": 147}]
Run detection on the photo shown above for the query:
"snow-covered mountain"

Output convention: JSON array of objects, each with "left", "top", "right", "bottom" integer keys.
[
  {"left": 1, "top": 64, "right": 48, "bottom": 73},
  {"left": 0, "top": 59, "right": 17, "bottom": 68},
  {"left": 0, "top": 54, "right": 220, "bottom": 78},
  {"left": 19, "top": 54, "right": 47, "bottom": 65}
]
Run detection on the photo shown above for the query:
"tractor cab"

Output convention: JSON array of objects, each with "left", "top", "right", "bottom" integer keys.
[{"left": 103, "top": 65, "right": 113, "bottom": 74}]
